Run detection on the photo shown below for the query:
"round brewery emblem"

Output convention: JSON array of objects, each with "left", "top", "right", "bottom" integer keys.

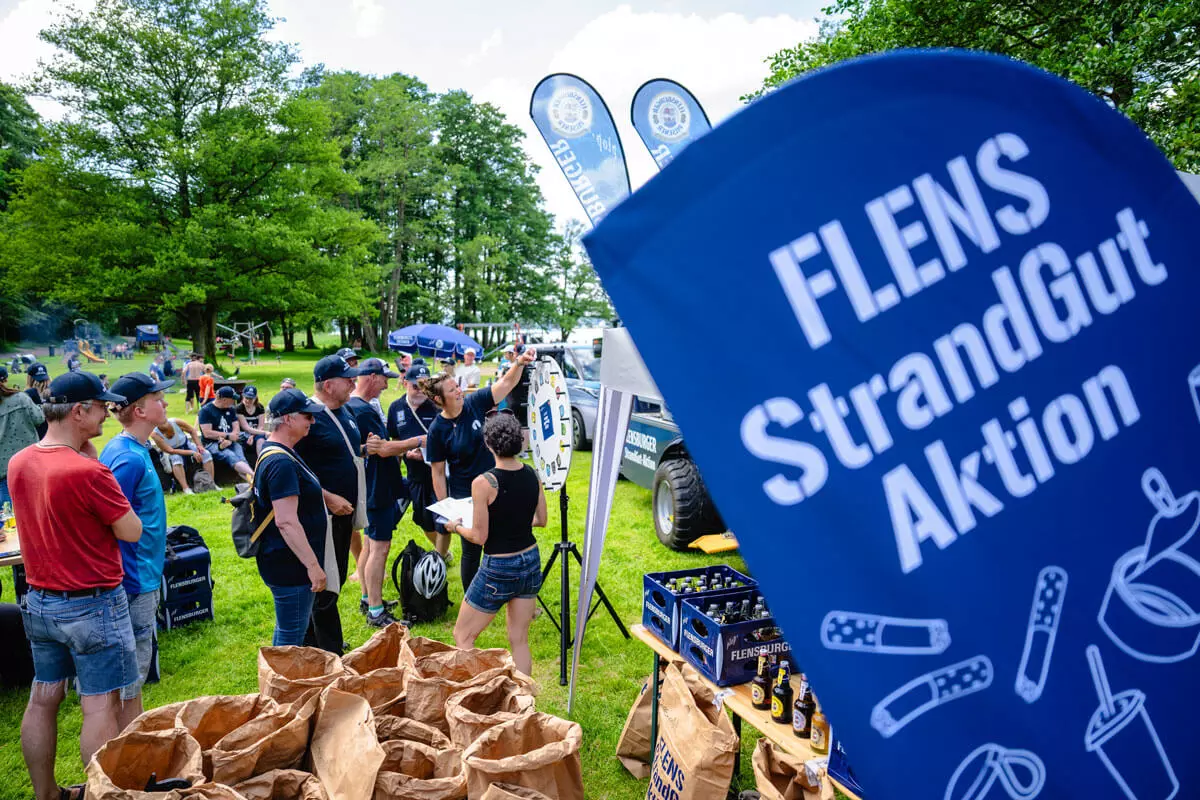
[
  {"left": 434, "top": 339, "right": 444, "bottom": 350},
  {"left": 548, "top": 86, "right": 593, "bottom": 138},
  {"left": 648, "top": 92, "right": 690, "bottom": 142}
]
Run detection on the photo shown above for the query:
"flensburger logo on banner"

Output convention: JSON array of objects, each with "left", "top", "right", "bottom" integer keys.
[
  {"left": 649, "top": 92, "right": 690, "bottom": 142},
  {"left": 549, "top": 86, "right": 592, "bottom": 138},
  {"left": 585, "top": 49, "right": 1200, "bottom": 800}
]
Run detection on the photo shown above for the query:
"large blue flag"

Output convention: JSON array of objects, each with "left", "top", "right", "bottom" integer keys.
[
  {"left": 630, "top": 78, "right": 712, "bottom": 169},
  {"left": 530, "top": 74, "right": 630, "bottom": 225},
  {"left": 585, "top": 50, "right": 1200, "bottom": 800}
]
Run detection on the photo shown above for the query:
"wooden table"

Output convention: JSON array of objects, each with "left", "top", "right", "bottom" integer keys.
[
  {"left": 631, "top": 623, "right": 862, "bottom": 800},
  {"left": 0, "top": 527, "right": 21, "bottom": 568}
]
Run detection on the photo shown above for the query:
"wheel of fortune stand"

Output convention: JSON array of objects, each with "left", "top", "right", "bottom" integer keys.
[{"left": 526, "top": 356, "right": 573, "bottom": 491}]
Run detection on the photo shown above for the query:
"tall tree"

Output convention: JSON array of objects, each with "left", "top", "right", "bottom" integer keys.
[
  {"left": 0, "top": 82, "right": 39, "bottom": 211},
  {"left": 1, "top": 0, "right": 375, "bottom": 357},
  {"left": 547, "top": 220, "right": 611, "bottom": 341},
  {"left": 750, "top": 0, "right": 1200, "bottom": 170}
]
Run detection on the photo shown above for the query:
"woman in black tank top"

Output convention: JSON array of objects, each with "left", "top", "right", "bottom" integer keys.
[{"left": 444, "top": 411, "right": 547, "bottom": 675}]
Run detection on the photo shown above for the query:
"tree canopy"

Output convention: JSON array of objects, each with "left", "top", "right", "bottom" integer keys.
[{"left": 750, "top": 0, "right": 1200, "bottom": 171}]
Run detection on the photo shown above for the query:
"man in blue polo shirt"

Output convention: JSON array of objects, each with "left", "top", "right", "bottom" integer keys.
[{"left": 99, "top": 371, "right": 173, "bottom": 728}]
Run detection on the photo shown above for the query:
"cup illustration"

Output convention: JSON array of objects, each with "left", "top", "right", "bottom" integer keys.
[
  {"left": 1084, "top": 645, "right": 1178, "bottom": 800},
  {"left": 944, "top": 743, "right": 1044, "bottom": 800}
]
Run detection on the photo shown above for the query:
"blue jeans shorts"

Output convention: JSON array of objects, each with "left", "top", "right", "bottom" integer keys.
[
  {"left": 206, "top": 441, "right": 248, "bottom": 468},
  {"left": 464, "top": 546, "right": 542, "bottom": 614},
  {"left": 21, "top": 586, "right": 138, "bottom": 696},
  {"left": 122, "top": 589, "right": 159, "bottom": 700}
]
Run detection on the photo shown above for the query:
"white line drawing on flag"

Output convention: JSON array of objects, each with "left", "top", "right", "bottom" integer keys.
[
  {"left": 1188, "top": 364, "right": 1200, "bottom": 426},
  {"left": 1015, "top": 566, "right": 1068, "bottom": 702},
  {"left": 821, "top": 611, "right": 951, "bottom": 655},
  {"left": 1085, "top": 645, "right": 1178, "bottom": 800},
  {"left": 871, "top": 655, "right": 993, "bottom": 738},
  {"left": 944, "top": 743, "right": 1045, "bottom": 800}
]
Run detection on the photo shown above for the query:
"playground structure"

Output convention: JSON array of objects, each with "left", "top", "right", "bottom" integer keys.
[
  {"left": 76, "top": 339, "right": 106, "bottom": 363},
  {"left": 217, "top": 321, "right": 270, "bottom": 365}
]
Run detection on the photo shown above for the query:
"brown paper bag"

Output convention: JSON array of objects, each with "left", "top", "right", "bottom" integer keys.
[
  {"left": 646, "top": 663, "right": 739, "bottom": 800},
  {"left": 407, "top": 648, "right": 535, "bottom": 734},
  {"left": 333, "top": 669, "right": 409, "bottom": 716},
  {"left": 615, "top": 660, "right": 717, "bottom": 779},
  {"left": 751, "top": 740, "right": 833, "bottom": 800},
  {"left": 125, "top": 700, "right": 190, "bottom": 734},
  {"left": 176, "top": 786, "right": 250, "bottom": 799},
  {"left": 444, "top": 675, "right": 536, "bottom": 749},
  {"left": 373, "top": 739, "right": 467, "bottom": 800},
  {"left": 374, "top": 716, "right": 452, "bottom": 749},
  {"left": 257, "top": 647, "right": 347, "bottom": 705},
  {"left": 234, "top": 769, "right": 329, "bottom": 800},
  {"left": 462, "top": 712, "right": 583, "bottom": 800},
  {"left": 343, "top": 622, "right": 410, "bottom": 674},
  {"left": 478, "top": 785, "right": 552, "bottom": 800},
  {"left": 85, "top": 728, "right": 206, "bottom": 800},
  {"left": 173, "top": 694, "right": 281, "bottom": 778},
  {"left": 309, "top": 688, "right": 387, "bottom": 800},
  {"left": 209, "top": 691, "right": 320, "bottom": 785},
  {"left": 399, "top": 636, "right": 456, "bottom": 668}
]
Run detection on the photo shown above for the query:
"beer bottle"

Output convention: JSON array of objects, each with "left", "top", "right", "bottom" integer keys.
[
  {"left": 810, "top": 703, "right": 831, "bottom": 754},
  {"left": 771, "top": 661, "right": 793, "bottom": 724},
  {"left": 793, "top": 687, "right": 815, "bottom": 739},
  {"left": 750, "top": 651, "right": 771, "bottom": 710}
]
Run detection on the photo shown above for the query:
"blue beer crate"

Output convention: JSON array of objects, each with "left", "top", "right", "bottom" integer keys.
[
  {"left": 678, "top": 588, "right": 793, "bottom": 686},
  {"left": 160, "top": 542, "right": 213, "bottom": 603},
  {"left": 157, "top": 593, "right": 214, "bottom": 630},
  {"left": 642, "top": 565, "right": 755, "bottom": 651}
]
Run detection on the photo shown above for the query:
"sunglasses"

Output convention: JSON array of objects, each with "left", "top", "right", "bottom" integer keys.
[{"left": 486, "top": 408, "right": 517, "bottom": 419}]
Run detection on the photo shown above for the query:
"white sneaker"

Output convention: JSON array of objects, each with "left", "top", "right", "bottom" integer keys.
[{"left": 183, "top": 488, "right": 194, "bottom": 495}]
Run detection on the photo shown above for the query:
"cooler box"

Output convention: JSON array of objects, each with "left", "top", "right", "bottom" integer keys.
[
  {"left": 642, "top": 565, "right": 756, "bottom": 650},
  {"left": 157, "top": 595, "right": 214, "bottom": 630},
  {"left": 678, "top": 588, "right": 793, "bottom": 686},
  {"left": 160, "top": 542, "right": 213, "bottom": 603}
]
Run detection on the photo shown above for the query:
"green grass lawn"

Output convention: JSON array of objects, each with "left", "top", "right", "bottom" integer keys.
[{"left": 0, "top": 347, "right": 774, "bottom": 799}]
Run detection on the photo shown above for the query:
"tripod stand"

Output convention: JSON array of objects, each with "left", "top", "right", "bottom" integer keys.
[{"left": 539, "top": 484, "right": 630, "bottom": 686}]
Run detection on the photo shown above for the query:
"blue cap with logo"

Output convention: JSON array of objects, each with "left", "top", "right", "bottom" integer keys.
[
  {"left": 269, "top": 388, "right": 324, "bottom": 417},
  {"left": 28, "top": 363, "right": 49, "bottom": 382},
  {"left": 110, "top": 372, "right": 174, "bottom": 406},
  {"left": 405, "top": 364, "right": 430, "bottom": 382},
  {"left": 336, "top": 347, "right": 359, "bottom": 363},
  {"left": 242, "top": 384, "right": 258, "bottom": 398},
  {"left": 314, "top": 354, "right": 361, "bottom": 382},
  {"left": 47, "top": 371, "right": 125, "bottom": 404},
  {"left": 216, "top": 386, "right": 238, "bottom": 399},
  {"left": 357, "top": 358, "right": 399, "bottom": 378}
]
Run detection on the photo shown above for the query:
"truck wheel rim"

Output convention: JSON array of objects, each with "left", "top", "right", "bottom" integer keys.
[{"left": 655, "top": 483, "right": 674, "bottom": 535}]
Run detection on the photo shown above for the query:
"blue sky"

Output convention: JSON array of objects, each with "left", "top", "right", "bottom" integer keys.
[{"left": 0, "top": 0, "right": 824, "bottom": 225}]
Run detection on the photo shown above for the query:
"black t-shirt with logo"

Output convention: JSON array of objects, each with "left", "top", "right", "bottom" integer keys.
[
  {"left": 237, "top": 400, "right": 265, "bottom": 431},
  {"left": 426, "top": 387, "right": 496, "bottom": 498},
  {"left": 197, "top": 403, "right": 239, "bottom": 445},
  {"left": 346, "top": 396, "right": 402, "bottom": 510}
]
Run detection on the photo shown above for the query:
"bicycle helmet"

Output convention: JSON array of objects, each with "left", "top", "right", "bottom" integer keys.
[{"left": 412, "top": 551, "right": 448, "bottom": 599}]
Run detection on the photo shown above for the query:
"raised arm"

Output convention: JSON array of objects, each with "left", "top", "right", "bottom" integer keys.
[{"left": 490, "top": 348, "right": 536, "bottom": 405}]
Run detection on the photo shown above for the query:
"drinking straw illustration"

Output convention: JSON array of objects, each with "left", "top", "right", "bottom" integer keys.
[{"left": 1087, "top": 645, "right": 1115, "bottom": 717}]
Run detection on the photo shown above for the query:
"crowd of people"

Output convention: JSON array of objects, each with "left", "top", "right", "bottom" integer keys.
[{"left": 0, "top": 341, "right": 546, "bottom": 800}]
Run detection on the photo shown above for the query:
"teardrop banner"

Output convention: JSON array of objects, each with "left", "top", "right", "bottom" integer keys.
[
  {"left": 530, "top": 73, "right": 631, "bottom": 225},
  {"left": 630, "top": 78, "right": 713, "bottom": 169},
  {"left": 584, "top": 49, "right": 1200, "bottom": 800}
]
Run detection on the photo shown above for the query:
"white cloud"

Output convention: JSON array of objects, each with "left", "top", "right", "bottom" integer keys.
[
  {"left": 350, "top": 0, "right": 383, "bottom": 38},
  {"left": 475, "top": 5, "right": 817, "bottom": 229},
  {"left": 464, "top": 28, "right": 503, "bottom": 68}
]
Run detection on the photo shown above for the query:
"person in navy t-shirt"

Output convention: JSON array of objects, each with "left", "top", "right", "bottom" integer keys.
[
  {"left": 423, "top": 346, "right": 536, "bottom": 589},
  {"left": 387, "top": 363, "right": 443, "bottom": 557}
]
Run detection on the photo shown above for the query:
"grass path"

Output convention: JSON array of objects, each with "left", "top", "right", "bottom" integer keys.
[{"left": 0, "top": 347, "right": 772, "bottom": 799}]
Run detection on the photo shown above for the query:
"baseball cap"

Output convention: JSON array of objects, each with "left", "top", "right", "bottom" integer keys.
[
  {"left": 464, "top": 347, "right": 476, "bottom": 356},
  {"left": 336, "top": 347, "right": 359, "bottom": 362},
  {"left": 242, "top": 384, "right": 258, "bottom": 398},
  {"left": 216, "top": 386, "right": 238, "bottom": 399},
  {"left": 109, "top": 372, "right": 175, "bottom": 406},
  {"left": 269, "top": 388, "right": 324, "bottom": 417},
  {"left": 405, "top": 364, "right": 430, "bottom": 381},
  {"left": 47, "top": 371, "right": 125, "bottom": 404},
  {"left": 439, "top": 356, "right": 455, "bottom": 365},
  {"left": 314, "top": 354, "right": 361, "bottom": 382},
  {"left": 0, "top": 365, "right": 7, "bottom": 381},
  {"left": 28, "top": 363, "right": 49, "bottom": 382},
  {"left": 280, "top": 377, "right": 297, "bottom": 388},
  {"left": 357, "top": 358, "right": 399, "bottom": 378}
]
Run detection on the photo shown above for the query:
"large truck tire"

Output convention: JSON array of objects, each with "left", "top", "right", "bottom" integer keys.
[{"left": 652, "top": 458, "right": 720, "bottom": 550}]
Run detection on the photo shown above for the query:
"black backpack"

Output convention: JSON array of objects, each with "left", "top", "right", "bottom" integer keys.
[{"left": 393, "top": 540, "right": 449, "bottom": 624}]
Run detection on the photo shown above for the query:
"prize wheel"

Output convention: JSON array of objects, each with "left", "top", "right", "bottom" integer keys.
[{"left": 526, "top": 357, "right": 573, "bottom": 491}]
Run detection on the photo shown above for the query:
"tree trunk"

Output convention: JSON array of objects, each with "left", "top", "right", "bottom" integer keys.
[
  {"left": 186, "top": 304, "right": 205, "bottom": 356},
  {"left": 202, "top": 305, "right": 219, "bottom": 367},
  {"left": 338, "top": 319, "right": 347, "bottom": 347},
  {"left": 281, "top": 314, "right": 295, "bottom": 352},
  {"left": 261, "top": 323, "right": 272, "bottom": 352},
  {"left": 305, "top": 322, "right": 316, "bottom": 350}
]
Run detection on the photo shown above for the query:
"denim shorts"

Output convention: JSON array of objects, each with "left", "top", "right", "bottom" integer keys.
[
  {"left": 21, "top": 586, "right": 138, "bottom": 696},
  {"left": 206, "top": 441, "right": 248, "bottom": 468},
  {"left": 464, "top": 547, "right": 542, "bottom": 614},
  {"left": 122, "top": 589, "right": 159, "bottom": 700}
]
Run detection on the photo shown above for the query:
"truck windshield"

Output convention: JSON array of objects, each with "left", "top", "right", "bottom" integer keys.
[{"left": 569, "top": 346, "right": 601, "bottom": 381}]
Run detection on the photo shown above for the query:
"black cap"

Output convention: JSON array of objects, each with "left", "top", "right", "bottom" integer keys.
[
  {"left": 216, "top": 386, "right": 238, "bottom": 399},
  {"left": 47, "top": 371, "right": 125, "bottom": 404},
  {"left": 439, "top": 356, "right": 455, "bottom": 365},
  {"left": 314, "top": 354, "right": 361, "bottom": 382},
  {"left": 405, "top": 364, "right": 430, "bottom": 381},
  {"left": 28, "top": 363, "right": 49, "bottom": 382},
  {"left": 280, "top": 377, "right": 296, "bottom": 387},
  {"left": 269, "top": 388, "right": 324, "bottom": 417},
  {"left": 357, "top": 358, "right": 399, "bottom": 378},
  {"left": 110, "top": 372, "right": 175, "bottom": 406},
  {"left": 0, "top": 365, "right": 7, "bottom": 381},
  {"left": 242, "top": 384, "right": 258, "bottom": 398},
  {"left": 412, "top": 357, "right": 426, "bottom": 365},
  {"left": 336, "top": 347, "right": 359, "bottom": 362}
]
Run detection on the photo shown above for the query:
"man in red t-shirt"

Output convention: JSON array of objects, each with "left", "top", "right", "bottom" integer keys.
[{"left": 8, "top": 371, "right": 142, "bottom": 800}]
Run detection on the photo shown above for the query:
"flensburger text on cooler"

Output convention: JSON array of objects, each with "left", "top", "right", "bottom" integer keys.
[{"left": 740, "top": 132, "right": 1160, "bottom": 573}]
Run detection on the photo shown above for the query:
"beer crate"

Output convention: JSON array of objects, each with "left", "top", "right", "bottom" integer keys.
[
  {"left": 157, "top": 594, "right": 214, "bottom": 630},
  {"left": 678, "top": 588, "right": 793, "bottom": 686},
  {"left": 642, "top": 565, "right": 756, "bottom": 651},
  {"left": 159, "top": 542, "right": 213, "bottom": 603}
]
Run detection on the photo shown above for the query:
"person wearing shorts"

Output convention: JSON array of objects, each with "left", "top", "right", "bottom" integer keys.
[
  {"left": 150, "top": 417, "right": 215, "bottom": 494},
  {"left": 100, "top": 371, "right": 174, "bottom": 729},
  {"left": 8, "top": 371, "right": 143, "bottom": 800},
  {"left": 181, "top": 353, "right": 205, "bottom": 413},
  {"left": 347, "top": 358, "right": 404, "bottom": 627},
  {"left": 386, "top": 363, "right": 445, "bottom": 559},
  {"left": 446, "top": 411, "right": 546, "bottom": 676},
  {"left": 198, "top": 386, "right": 254, "bottom": 480}
]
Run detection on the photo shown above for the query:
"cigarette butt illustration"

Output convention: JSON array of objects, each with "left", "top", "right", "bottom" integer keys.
[
  {"left": 871, "top": 655, "right": 993, "bottom": 738},
  {"left": 821, "top": 611, "right": 951, "bottom": 655},
  {"left": 1015, "top": 566, "right": 1068, "bottom": 703}
]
